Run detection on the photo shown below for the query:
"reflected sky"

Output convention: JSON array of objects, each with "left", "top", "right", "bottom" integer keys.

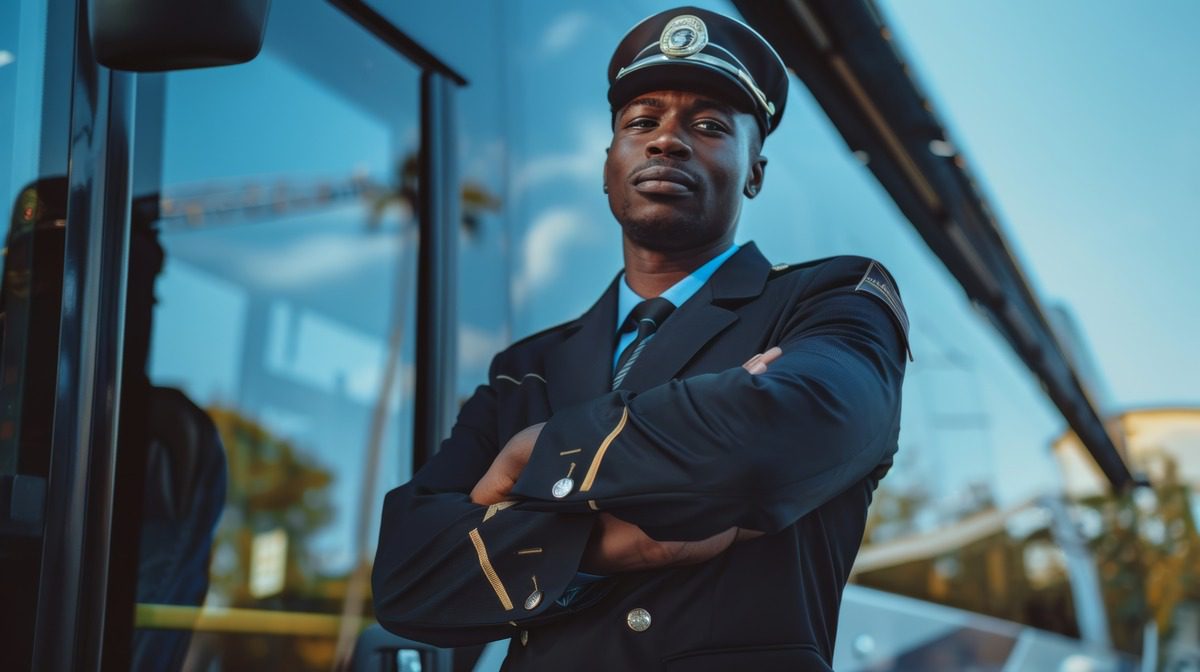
[
  {"left": 878, "top": 0, "right": 1200, "bottom": 411},
  {"left": 148, "top": 0, "right": 423, "bottom": 576}
]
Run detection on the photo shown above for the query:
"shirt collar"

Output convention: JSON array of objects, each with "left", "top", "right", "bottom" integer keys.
[{"left": 615, "top": 242, "right": 740, "bottom": 333}]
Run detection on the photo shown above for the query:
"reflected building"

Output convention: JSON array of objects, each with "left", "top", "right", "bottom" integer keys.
[{"left": 1054, "top": 407, "right": 1200, "bottom": 665}]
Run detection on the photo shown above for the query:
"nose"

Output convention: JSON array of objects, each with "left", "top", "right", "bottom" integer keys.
[{"left": 645, "top": 122, "right": 692, "bottom": 161}]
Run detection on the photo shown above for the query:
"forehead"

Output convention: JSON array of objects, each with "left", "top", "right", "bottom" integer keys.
[{"left": 616, "top": 89, "right": 748, "bottom": 119}]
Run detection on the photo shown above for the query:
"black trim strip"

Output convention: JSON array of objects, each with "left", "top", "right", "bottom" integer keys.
[
  {"left": 32, "top": 6, "right": 135, "bottom": 665},
  {"left": 327, "top": 0, "right": 468, "bottom": 86},
  {"left": 413, "top": 71, "right": 460, "bottom": 471}
]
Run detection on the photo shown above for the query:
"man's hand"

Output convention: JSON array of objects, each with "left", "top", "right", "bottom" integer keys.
[
  {"left": 742, "top": 345, "right": 782, "bottom": 375},
  {"left": 581, "top": 513, "right": 740, "bottom": 573},
  {"left": 579, "top": 348, "right": 781, "bottom": 572},
  {"left": 470, "top": 422, "right": 544, "bottom": 505}
]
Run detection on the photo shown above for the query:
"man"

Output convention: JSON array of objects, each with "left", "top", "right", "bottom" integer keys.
[{"left": 373, "top": 7, "right": 910, "bottom": 670}]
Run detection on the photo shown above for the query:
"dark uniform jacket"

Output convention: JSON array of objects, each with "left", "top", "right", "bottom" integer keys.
[{"left": 373, "top": 243, "right": 909, "bottom": 671}]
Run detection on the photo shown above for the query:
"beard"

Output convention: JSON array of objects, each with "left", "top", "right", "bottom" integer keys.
[{"left": 613, "top": 197, "right": 712, "bottom": 252}]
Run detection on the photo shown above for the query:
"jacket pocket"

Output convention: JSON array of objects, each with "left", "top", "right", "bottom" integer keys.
[{"left": 662, "top": 643, "right": 829, "bottom": 672}]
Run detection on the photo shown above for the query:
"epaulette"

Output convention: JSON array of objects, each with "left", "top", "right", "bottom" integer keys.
[
  {"left": 769, "top": 262, "right": 797, "bottom": 276},
  {"left": 854, "top": 260, "right": 913, "bottom": 361},
  {"left": 767, "top": 258, "right": 829, "bottom": 278}
]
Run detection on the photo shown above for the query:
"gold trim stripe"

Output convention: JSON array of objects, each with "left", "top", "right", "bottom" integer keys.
[
  {"left": 517, "top": 547, "right": 543, "bottom": 555},
  {"left": 580, "top": 406, "right": 629, "bottom": 492},
  {"left": 469, "top": 528, "right": 514, "bottom": 611},
  {"left": 483, "top": 500, "right": 516, "bottom": 522}
]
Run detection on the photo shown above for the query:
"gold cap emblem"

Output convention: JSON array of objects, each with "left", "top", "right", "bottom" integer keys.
[{"left": 659, "top": 15, "right": 708, "bottom": 57}]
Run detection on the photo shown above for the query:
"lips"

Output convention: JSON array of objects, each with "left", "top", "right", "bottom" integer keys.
[{"left": 631, "top": 165, "right": 698, "bottom": 195}]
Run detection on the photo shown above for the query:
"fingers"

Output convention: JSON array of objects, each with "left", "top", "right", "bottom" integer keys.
[
  {"left": 671, "top": 527, "right": 738, "bottom": 566},
  {"left": 469, "top": 466, "right": 514, "bottom": 506},
  {"left": 583, "top": 513, "right": 660, "bottom": 574},
  {"left": 734, "top": 528, "right": 766, "bottom": 544},
  {"left": 583, "top": 515, "right": 743, "bottom": 573},
  {"left": 742, "top": 346, "right": 783, "bottom": 375}
]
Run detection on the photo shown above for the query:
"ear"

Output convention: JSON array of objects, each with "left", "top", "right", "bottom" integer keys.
[
  {"left": 603, "top": 146, "right": 612, "bottom": 193},
  {"left": 744, "top": 155, "right": 767, "bottom": 199}
]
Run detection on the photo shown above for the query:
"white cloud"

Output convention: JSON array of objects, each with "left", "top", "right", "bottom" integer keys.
[
  {"left": 459, "top": 324, "right": 506, "bottom": 370},
  {"left": 240, "top": 229, "right": 401, "bottom": 290},
  {"left": 511, "top": 208, "right": 597, "bottom": 308},
  {"left": 540, "top": 12, "right": 589, "bottom": 54}
]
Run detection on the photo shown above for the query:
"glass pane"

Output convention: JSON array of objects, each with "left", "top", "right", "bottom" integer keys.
[
  {"left": 128, "top": 1, "right": 421, "bottom": 669},
  {"left": 0, "top": 2, "right": 56, "bottom": 667},
  {"left": 0, "top": 0, "right": 49, "bottom": 475},
  {"left": 0, "top": 0, "right": 47, "bottom": 246}
]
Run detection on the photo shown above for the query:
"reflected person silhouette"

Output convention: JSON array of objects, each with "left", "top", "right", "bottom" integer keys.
[
  {"left": 0, "top": 178, "right": 68, "bottom": 670},
  {"left": 124, "top": 202, "right": 228, "bottom": 671}
]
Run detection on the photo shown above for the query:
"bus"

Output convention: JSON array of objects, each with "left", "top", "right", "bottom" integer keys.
[{"left": 0, "top": 0, "right": 1146, "bottom": 669}]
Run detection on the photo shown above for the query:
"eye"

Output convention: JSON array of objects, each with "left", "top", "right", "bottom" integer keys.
[
  {"left": 694, "top": 119, "right": 729, "bottom": 134},
  {"left": 625, "top": 117, "right": 658, "bottom": 129}
]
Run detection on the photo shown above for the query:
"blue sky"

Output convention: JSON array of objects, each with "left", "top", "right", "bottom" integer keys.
[{"left": 877, "top": 0, "right": 1200, "bottom": 411}]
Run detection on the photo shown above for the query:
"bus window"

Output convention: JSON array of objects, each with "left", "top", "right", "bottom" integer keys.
[{"left": 125, "top": 0, "right": 422, "bottom": 668}]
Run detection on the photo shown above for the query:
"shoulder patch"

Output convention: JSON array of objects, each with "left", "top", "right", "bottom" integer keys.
[{"left": 855, "top": 261, "right": 914, "bottom": 361}]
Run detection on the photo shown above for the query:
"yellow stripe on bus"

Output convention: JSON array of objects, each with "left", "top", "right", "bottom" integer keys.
[{"left": 135, "top": 603, "right": 351, "bottom": 637}]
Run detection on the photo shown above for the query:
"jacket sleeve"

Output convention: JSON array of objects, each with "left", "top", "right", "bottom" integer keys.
[
  {"left": 371, "top": 356, "right": 596, "bottom": 647},
  {"left": 509, "top": 258, "right": 908, "bottom": 541}
]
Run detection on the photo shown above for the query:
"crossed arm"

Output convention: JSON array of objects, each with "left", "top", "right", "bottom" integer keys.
[{"left": 469, "top": 347, "right": 781, "bottom": 574}]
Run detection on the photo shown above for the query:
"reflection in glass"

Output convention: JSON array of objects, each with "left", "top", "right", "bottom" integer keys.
[
  {"left": 0, "top": 0, "right": 48, "bottom": 245},
  {"left": 129, "top": 1, "right": 424, "bottom": 669}
]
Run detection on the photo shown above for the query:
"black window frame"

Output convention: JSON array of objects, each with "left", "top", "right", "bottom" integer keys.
[{"left": 17, "top": 1, "right": 468, "bottom": 668}]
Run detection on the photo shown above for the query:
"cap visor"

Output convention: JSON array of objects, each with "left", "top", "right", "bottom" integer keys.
[{"left": 609, "top": 61, "right": 762, "bottom": 131}]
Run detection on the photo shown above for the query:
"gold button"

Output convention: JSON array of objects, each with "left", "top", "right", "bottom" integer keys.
[
  {"left": 524, "top": 590, "right": 543, "bottom": 610},
  {"left": 626, "top": 607, "right": 651, "bottom": 632},
  {"left": 520, "top": 630, "right": 529, "bottom": 646}
]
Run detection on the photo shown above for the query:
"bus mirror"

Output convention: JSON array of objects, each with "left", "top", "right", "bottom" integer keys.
[{"left": 89, "top": 0, "right": 271, "bottom": 72}]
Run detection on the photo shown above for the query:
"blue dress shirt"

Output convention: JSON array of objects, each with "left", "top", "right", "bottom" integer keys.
[{"left": 612, "top": 243, "right": 741, "bottom": 372}]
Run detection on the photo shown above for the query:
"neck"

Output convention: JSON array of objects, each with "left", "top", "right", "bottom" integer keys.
[{"left": 621, "top": 235, "right": 734, "bottom": 298}]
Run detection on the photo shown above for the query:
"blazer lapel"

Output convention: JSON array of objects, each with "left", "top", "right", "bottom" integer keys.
[
  {"left": 619, "top": 242, "right": 772, "bottom": 393},
  {"left": 545, "top": 275, "right": 620, "bottom": 413}
]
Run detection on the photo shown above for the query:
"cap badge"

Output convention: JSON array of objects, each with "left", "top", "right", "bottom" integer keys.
[{"left": 659, "top": 15, "right": 708, "bottom": 57}]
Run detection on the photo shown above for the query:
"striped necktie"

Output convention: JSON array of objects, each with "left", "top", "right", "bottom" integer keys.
[{"left": 612, "top": 297, "right": 675, "bottom": 390}]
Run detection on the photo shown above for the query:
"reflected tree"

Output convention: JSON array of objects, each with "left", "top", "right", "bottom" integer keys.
[
  {"left": 1081, "top": 449, "right": 1200, "bottom": 656},
  {"left": 202, "top": 406, "right": 338, "bottom": 670},
  {"left": 207, "top": 405, "right": 335, "bottom": 600}
]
